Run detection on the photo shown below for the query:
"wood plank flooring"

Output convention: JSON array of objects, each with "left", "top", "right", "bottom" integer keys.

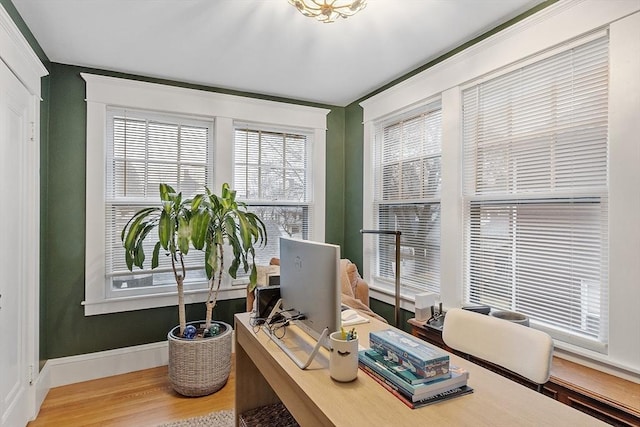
[{"left": 27, "top": 359, "right": 235, "bottom": 427}]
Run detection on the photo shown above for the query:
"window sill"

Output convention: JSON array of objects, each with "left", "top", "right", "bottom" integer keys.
[
  {"left": 369, "top": 286, "right": 416, "bottom": 313},
  {"left": 82, "top": 285, "right": 247, "bottom": 316}
]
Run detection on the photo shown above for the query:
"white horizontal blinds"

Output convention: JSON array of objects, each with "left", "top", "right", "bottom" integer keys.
[
  {"left": 372, "top": 103, "right": 442, "bottom": 295},
  {"left": 106, "top": 108, "right": 213, "bottom": 292},
  {"left": 462, "top": 35, "right": 609, "bottom": 347},
  {"left": 234, "top": 127, "right": 312, "bottom": 266}
]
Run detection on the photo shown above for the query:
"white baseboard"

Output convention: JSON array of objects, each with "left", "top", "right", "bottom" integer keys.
[
  {"left": 30, "top": 362, "right": 51, "bottom": 422},
  {"left": 37, "top": 330, "right": 237, "bottom": 389},
  {"left": 45, "top": 341, "right": 170, "bottom": 388}
]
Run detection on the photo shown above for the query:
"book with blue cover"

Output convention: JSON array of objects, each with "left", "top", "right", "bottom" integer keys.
[
  {"left": 369, "top": 329, "right": 449, "bottom": 381},
  {"left": 359, "top": 349, "right": 469, "bottom": 402},
  {"left": 363, "top": 348, "right": 451, "bottom": 384},
  {"left": 359, "top": 360, "right": 473, "bottom": 409}
]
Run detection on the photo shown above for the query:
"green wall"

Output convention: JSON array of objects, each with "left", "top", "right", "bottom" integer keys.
[
  {"left": 342, "top": 102, "right": 365, "bottom": 266},
  {"left": 43, "top": 63, "right": 346, "bottom": 358}
]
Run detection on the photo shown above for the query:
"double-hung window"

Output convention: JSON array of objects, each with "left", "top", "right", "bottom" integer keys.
[
  {"left": 83, "top": 73, "right": 328, "bottom": 315},
  {"left": 462, "top": 34, "right": 609, "bottom": 350},
  {"left": 370, "top": 102, "right": 442, "bottom": 297},
  {"left": 105, "top": 108, "right": 214, "bottom": 297},
  {"left": 233, "top": 125, "right": 313, "bottom": 265}
]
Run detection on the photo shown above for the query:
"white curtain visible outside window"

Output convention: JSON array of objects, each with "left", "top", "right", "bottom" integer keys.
[{"left": 462, "top": 35, "right": 609, "bottom": 350}]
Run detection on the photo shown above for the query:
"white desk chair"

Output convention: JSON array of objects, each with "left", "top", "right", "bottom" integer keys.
[{"left": 442, "top": 308, "right": 554, "bottom": 391}]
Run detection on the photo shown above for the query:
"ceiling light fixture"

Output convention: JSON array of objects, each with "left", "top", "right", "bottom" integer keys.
[{"left": 288, "top": 0, "right": 367, "bottom": 23}]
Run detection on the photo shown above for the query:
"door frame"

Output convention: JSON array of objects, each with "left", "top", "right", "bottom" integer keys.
[{"left": 0, "top": 4, "right": 48, "bottom": 425}]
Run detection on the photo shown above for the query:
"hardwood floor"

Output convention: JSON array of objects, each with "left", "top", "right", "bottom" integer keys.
[{"left": 28, "top": 360, "right": 235, "bottom": 427}]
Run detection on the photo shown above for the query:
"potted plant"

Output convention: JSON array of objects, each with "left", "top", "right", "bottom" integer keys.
[{"left": 121, "top": 183, "right": 266, "bottom": 396}]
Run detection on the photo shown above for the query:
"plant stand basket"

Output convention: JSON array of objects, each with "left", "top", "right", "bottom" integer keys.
[{"left": 167, "top": 321, "right": 232, "bottom": 397}]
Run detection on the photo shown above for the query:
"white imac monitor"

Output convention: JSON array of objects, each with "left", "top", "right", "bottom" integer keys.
[{"left": 279, "top": 237, "right": 341, "bottom": 349}]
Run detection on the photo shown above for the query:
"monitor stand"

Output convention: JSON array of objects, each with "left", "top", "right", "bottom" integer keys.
[{"left": 262, "top": 298, "right": 328, "bottom": 370}]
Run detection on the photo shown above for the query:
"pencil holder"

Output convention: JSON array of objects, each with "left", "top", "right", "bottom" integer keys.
[{"left": 329, "top": 331, "right": 359, "bottom": 382}]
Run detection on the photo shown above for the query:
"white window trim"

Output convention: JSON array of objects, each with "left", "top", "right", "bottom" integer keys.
[
  {"left": 83, "top": 73, "right": 329, "bottom": 316},
  {"left": 361, "top": 0, "right": 640, "bottom": 375}
]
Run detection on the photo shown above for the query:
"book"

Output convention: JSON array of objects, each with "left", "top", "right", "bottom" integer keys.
[
  {"left": 359, "top": 350, "right": 469, "bottom": 401},
  {"left": 359, "top": 364, "right": 474, "bottom": 409},
  {"left": 361, "top": 349, "right": 468, "bottom": 399},
  {"left": 363, "top": 348, "right": 450, "bottom": 385},
  {"left": 369, "top": 329, "right": 450, "bottom": 381}
]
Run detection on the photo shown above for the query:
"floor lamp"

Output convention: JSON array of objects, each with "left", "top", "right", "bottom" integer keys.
[{"left": 360, "top": 229, "right": 402, "bottom": 327}]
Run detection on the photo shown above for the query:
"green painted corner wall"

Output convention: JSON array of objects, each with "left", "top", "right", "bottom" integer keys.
[
  {"left": 42, "top": 63, "right": 346, "bottom": 358},
  {"left": 342, "top": 102, "right": 364, "bottom": 268}
]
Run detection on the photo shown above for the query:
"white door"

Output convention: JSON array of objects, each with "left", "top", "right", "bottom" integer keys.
[{"left": 0, "top": 59, "right": 35, "bottom": 427}]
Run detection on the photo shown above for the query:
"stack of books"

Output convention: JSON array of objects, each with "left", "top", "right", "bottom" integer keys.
[{"left": 359, "top": 328, "right": 473, "bottom": 409}]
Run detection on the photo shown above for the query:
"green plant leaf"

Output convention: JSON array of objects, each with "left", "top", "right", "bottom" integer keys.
[
  {"left": 123, "top": 214, "right": 147, "bottom": 251},
  {"left": 190, "top": 209, "right": 210, "bottom": 250},
  {"left": 125, "top": 248, "right": 134, "bottom": 271},
  {"left": 134, "top": 240, "right": 146, "bottom": 269},
  {"left": 229, "top": 258, "right": 239, "bottom": 279},
  {"left": 152, "top": 241, "right": 161, "bottom": 269},
  {"left": 159, "top": 210, "right": 171, "bottom": 250},
  {"left": 177, "top": 216, "right": 191, "bottom": 255},
  {"left": 159, "top": 183, "right": 176, "bottom": 202},
  {"left": 191, "top": 193, "right": 204, "bottom": 210}
]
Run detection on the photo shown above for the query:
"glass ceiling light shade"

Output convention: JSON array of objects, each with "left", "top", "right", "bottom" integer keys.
[{"left": 289, "top": 0, "right": 367, "bottom": 23}]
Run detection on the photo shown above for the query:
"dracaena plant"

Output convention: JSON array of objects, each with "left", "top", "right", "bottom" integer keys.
[
  {"left": 121, "top": 183, "right": 266, "bottom": 337},
  {"left": 197, "top": 183, "right": 267, "bottom": 329}
]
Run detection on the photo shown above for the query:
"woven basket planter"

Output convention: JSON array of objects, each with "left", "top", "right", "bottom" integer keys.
[{"left": 168, "top": 321, "right": 232, "bottom": 397}]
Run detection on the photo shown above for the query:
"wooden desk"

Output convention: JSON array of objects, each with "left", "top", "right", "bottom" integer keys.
[
  {"left": 234, "top": 312, "right": 607, "bottom": 426},
  {"left": 408, "top": 318, "right": 640, "bottom": 426}
]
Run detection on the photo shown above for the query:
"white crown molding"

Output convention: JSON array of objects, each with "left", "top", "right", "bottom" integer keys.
[
  {"left": 0, "top": 3, "right": 48, "bottom": 96},
  {"left": 360, "top": 0, "right": 640, "bottom": 122},
  {"left": 81, "top": 73, "right": 330, "bottom": 130}
]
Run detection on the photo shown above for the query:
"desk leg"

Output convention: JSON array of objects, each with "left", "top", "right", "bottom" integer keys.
[{"left": 235, "top": 325, "right": 281, "bottom": 426}]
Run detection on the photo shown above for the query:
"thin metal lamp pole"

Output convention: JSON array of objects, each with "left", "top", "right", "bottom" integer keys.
[{"left": 360, "top": 229, "right": 402, "bottom": 327}]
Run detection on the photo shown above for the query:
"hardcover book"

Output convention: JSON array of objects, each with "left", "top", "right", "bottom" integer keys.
[
  {"left": 359, "top": 363, "right": 474, "bottom": 409},
  {"left": 359, "top": 350, "right": 469, "bottom": 401},
  {"left": 363, "top": 348, "right": 450, "bottom": 384},
  {"left": 369, "top": 329, "right": 449, "bottom": 380}
]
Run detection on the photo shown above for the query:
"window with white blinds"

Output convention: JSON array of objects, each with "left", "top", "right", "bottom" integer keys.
[
  {"left": 105, "top": 108, "right": 213, "bottom": 296},
  {"left": 371, "top": 103, "right": 442, "bottom": 296},
  {"left": 234, "top": 126, "right": 312, "bottom": 266},
  {"left": 462, "top": 35, "right": 609, "bottom": 349}
]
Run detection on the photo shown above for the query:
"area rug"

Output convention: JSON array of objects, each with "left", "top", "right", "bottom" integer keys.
[{"left": 157, "top": 410, "right": 234, "bottom": 427}]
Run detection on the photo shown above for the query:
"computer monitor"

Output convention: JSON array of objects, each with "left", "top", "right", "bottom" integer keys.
[{"left": 279, "top": 237, "right": 341, "bottom": 348}]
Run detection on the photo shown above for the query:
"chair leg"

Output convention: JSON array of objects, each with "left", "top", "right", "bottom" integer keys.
[{"left": 537, "top": 384, "right": 543, "bottom": 393}]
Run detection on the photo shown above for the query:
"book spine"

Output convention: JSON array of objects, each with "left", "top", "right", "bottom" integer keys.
[
  {"left": 359, "top": 364, "right": 416, "bottom": 409},
  {"left": 411, "top": 386, "right": 475, "bottom": 409},
  {"left": 361, "top": 363, "right": 474, "bottom": 409},
  {"left": 363, "top": 349, "right": 453, "bottom": 386},
  {"left": 358, "top": 355, "right": 416, "bottom": 396},
  {"left": 362, "top": 351, "right": 424, "bottom": 387},
  {"left": 369, "top": 336, "right": 449, "bottom": 379},
  {"left": 360, "top": 354, "right": 467, "bottom": 402}
]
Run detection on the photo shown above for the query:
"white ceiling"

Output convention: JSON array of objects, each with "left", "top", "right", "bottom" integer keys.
[{"left": 13, "top": 0, "right": 545, "bottom": 106}]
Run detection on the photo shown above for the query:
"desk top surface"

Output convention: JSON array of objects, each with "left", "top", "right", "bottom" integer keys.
[{"left": 235, "top": 312, "right": 607, "bottom": 426}]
